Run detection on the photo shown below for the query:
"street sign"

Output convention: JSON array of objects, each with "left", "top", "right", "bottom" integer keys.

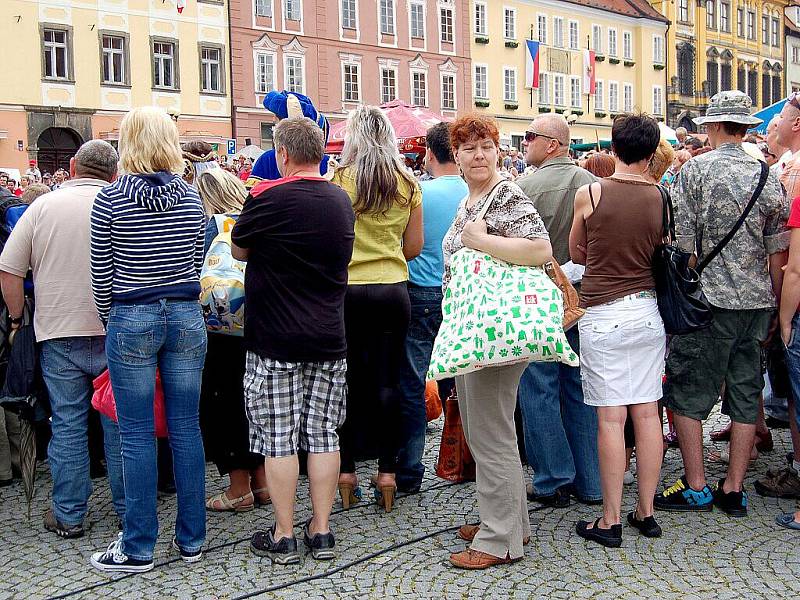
[{"left": 226, "top": 139, "right": 236, "bottom": 155}]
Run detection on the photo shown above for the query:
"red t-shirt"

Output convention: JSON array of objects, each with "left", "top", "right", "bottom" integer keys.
[{"left": 789, "top": 196, "right": 800, "bottom": 228}]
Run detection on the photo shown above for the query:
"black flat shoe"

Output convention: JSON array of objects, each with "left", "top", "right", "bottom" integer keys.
[
  {"left": 575, "top": 518, "right": 622, "bottom": 548},
  {"left": 627, "top": 511, "right": 662, "bottom": 538}
]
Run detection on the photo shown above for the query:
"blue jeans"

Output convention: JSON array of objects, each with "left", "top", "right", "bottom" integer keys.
[
  {"left": 517, "top": 327, "right": 601, "bottom": 500},
  {"left": 107, "top": 300, "right": 207, "bottom": 561},
  {"left": 783, "top": 313, "right": 800, "bottom": 433},
  {"left": 396, "top": 285, "right": 443, "bottom": 491},
  {"left": 40, "top": 337, "right": 125, "bottom": 525}
]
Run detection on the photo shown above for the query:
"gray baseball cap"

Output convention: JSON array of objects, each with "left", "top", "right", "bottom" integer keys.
[{"left": 693, "top": 90, "right": 763, "bottom": 126}]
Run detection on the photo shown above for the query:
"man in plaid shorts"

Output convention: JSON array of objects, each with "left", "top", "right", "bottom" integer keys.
[{"left": 232, "top": 117, "right": 355, "bottom": 564}]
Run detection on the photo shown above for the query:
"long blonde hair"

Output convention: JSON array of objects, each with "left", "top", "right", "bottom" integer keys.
[
  {"left": 118, "top": 106, "right": 183, "bottom": 175},
  {"left": 196, "top": 168, "right": 246, "bottom": 215},
  {"left": 339, "top": 105, "right": 416, "bottom": 216}
]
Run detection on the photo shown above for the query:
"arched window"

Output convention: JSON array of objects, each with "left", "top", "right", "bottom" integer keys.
[
  {"left": 678, "top": 43, "right": 695, "bottom": 96},
  {"left": 772, "top": 64, "right": 783, "bottom": 103},
  {"left": 762, "top": 61, "right": 772, "bottom": 106}
]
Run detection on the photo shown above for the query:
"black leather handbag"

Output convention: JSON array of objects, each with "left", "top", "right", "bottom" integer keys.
[{"left": 653, "top": 161, "right": 769, "bottom": 335}]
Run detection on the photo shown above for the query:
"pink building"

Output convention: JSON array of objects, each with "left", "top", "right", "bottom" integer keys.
[{"left": 230, "top": 0, "right": 471, "bottom": 149}]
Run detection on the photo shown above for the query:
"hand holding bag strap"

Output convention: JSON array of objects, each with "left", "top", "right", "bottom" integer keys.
[{"left": 697, "top": 160, "right": 769, "bottom": 274}]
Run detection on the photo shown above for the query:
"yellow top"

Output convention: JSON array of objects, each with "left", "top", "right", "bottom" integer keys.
[{"left": 332, "top": 167, "right": 422, "bottom": 285}]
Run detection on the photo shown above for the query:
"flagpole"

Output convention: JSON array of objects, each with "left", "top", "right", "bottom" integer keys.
[
  {"left": 530, "top": 25, "right": 534, "bottom": 110},
  {"left": 586, "top": 35, "right": 590, "bottom": 121}
]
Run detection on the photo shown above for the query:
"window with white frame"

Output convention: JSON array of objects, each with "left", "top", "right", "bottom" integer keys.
[
  {"left": 720, "top": 1, "right": 730, "bottom": 32},
  {"left": 609, "top": 81, "right": 619, "bottom": 111},
  {"left": 256, "top": 0, "right": 273, "bottom": 17},
  {"left": 595, "top": 79, "right": 604, "bottom": 110},
  {"left": 653, "top": 35, "right": 664, "bottom": 64},
  {"left": 678, "top": 0, "right": 688, "bottom": 22},
  {"left": 762, "top": 14, "right": 769, "bottom": 43},
  {"left": 43, "top": 28, "right": 70, "bottom": 79},
  {"left": 538, "top": 14, "right": 547, "bottom": 45},
  {"left": 570, "top": 76, "right": 581, "bottom": 107},
  {"left": 285, "top": 55, "right": 304, "bottom": 93},
  {"left": 623, "top": 31, "right": 632, "bottom": 59},
  {"left": 504, "top": 67, "right": 517, "bottom": 102},
  {"left": 255, "top": 52, "right": 275, "bottom": 93},
  {"left": 623, "top": 83, "right": 633, "bottom": 112},
  {"left": 592, "top": 25, "right": 602, "bottom": 53},
  {"left": 504, "top": 7, "right": 516, "bottom": 40},
  {"left": 102, "top": 34, "right": 126, "bottom": 85},
  {"left": 608, "top": 29, "right": 617, "bottom": 56},
  {"left": 554, "top": 74, "right": 565, "bottom": 106},
  {"left": 380, "top": 67, "right": 397, "bottom": 102},
  {"left": 772, "top": 17, "right": 779, "bottom": 46},
  {"left": 341, "top": 0, "right": 356, "bottom": 29},
  {"left": 737, "top": 8, "right": 743, "bottom": 37},
  {"left": 200, "top": 46, "right": 222, "bottom": 93},
  {"left": 285, "top": 0, "right": 301, "bottom": 20},
  {"left": 474, "top": 2, "right": 487, "bottom": 36},
  {"left": 794, "top": 46, "right": 800, "bottom": 64},
  {"left": 152, "top": 40, "right": 176, "bottom": 88},
  {"left": 474, "top": 64, "right": 488, "bottom": 98},
  {"left": 410, "top": 1, "right": 424, "bottom": 38},
  {"left": 380, "top": 0, "right": 395, "bottom": 35},
  {"left": 440, "top": 6, "right": 454, "bottom": 43},
  {"left": 412, "top": 70, "right": 427, "bottom": 106},
  {"left": 343, "top": 62, "right": 360, "bottom": 101},
  {"left": 538, "top": 72, "right": 550, "bottom": 104},
  {"left": 706, "top": 0, "right": 716, "bottom": 29},
  {"left": 653, "top": 85, "right": 664, "bottom": 115},
  {"left": 747, "top": 10, "right": 755, "bottom": 40},
  {"left": 442, "top": 73, "right": 455, "bottom": 109},
  {"left": 553, "top": 17, "right": 564, "bottom": 48},
  {"left": 569, "top": 21, "right": 579, "bottom": 50}
]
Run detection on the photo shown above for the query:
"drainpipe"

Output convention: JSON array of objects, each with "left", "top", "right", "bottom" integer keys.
[
  {"left": 664, "top": 11, "right": 671, "bottom": 126},
  {"left": 227, "top": 0, "right": 236, "bottom": 148}
]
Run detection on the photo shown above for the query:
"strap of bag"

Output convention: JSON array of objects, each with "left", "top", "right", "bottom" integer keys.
[
  {"left": 474, "top": 180, "right": 507, "bottom": 222},
  {"left": 658, "top": 185, "right": 675, "bottom": 242},
  {"left": 697, "top": 160, "right": 768, "bottom": 274}
]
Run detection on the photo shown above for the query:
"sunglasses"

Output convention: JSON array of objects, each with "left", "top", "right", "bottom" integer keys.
[
  {"left": 524, "top": 130, "right": 559, "bottom": 143},
  {"left": 789, "top": 91, "right": 800, "bottom": 111}
]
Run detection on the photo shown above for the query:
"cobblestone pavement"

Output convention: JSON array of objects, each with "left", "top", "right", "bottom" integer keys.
[{"left": 0, "top": 407, "right": 798, "bottom": 600}]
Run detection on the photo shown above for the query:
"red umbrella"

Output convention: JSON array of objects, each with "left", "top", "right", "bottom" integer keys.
[{"left": 326, "top": 100, "right": 452, "bottom": 154}]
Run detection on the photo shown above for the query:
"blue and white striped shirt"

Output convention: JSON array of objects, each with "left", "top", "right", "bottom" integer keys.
[{"left": 90, "top": 172, "right": 205, "bottom": 322}]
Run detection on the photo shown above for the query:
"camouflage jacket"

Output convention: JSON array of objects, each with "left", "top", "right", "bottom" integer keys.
[{"left": 672, "top": 143, "right": 789, "bottom": 310}]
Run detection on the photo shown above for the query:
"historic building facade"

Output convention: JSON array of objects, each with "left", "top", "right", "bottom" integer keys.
[
  {"left": 229, "top": 0, "right": 472, "bottom": 149},
  {"left": 786, "top": 5, "right": 800, "bottom": 95},
  {"left": 649, "top": 0, "right": 789, "bottom": 132},
  {"left": 469, "top": 0, "right": 669, "bottom": 147}
]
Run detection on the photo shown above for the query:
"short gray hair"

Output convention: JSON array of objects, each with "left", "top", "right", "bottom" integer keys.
[
  {"left": 74, "top": 140, "right": 119, "bottom": 182},
  {"left": 273, "top": 117, "right": 324, "bottom": 166}
]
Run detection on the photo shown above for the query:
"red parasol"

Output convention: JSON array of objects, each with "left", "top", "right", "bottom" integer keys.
[{"left": 325, "top": 100, "right": 452, "bottom": 155}]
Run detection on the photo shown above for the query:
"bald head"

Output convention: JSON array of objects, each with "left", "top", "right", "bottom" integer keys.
[
  {"left": 532, "top": 114, "right": 571, "bottom": 146},
  {"left": 73, "top": 140, "right": 118, "bottom": 182}
]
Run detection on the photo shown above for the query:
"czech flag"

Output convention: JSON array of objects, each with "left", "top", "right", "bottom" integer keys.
[
  {"left": 525, "top": 40, "right": 540, "bottom": 89},
  {"left": 177, "top": 0, "right": 186, "bottom": 13},
  {"left": 583, "top": 49, "right": 596, "bottom": 95}
]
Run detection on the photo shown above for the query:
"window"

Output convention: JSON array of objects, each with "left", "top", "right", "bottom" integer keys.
[
  {"left": 43, "top": 28, "right": 70, "bottom": 79},
  {"left": 381, "top": 67, "right": 397, "bottom": 103},
  {"left": 707, "top": 1, "right": 716, "bottom": 29},
  {"left": 410, "top": 2, "right": 424, "bottom": 38},
  {"left": 442, "top": 73, "right": 455, "bottom": 109},
  {"left": 474, "top": 2, "right": 487, "bottom": 35},
  {"left": 538, "top": 72, "right": 550, "bottom": 104},
  {"left": 720, "top": 2, "right": 730, "bottom": 32},
  {"left": 260, "top": 123, "right": 274, "bottom": 150},
  {"left": 255, "top": 0, "right": 272, "bottom": 17},
  {"left": 747, "top": 10, "right": 755, "bottom": 40},
  {"left": 747, "top": 69, "right": 758, "bottom": 105},
  {"left": 538, "top": 14, "right": 548, "bottom": 45},
  {"left": 609, "top": 81, "right": 619, "bottom": 112},
  {"left": 721, "top": 61, "right": 732, "bottom": 89},
  {"left": 342, "top": 0, "right": 356, "bottom": 29},
  {"left": 101, "top": 34, "right": 126, "bottom": 85},
  {"left": 504, "top": 7, "right": 516, "bottom": 40},
  {"left": 570, "top": 76, "right": 581, "bottom": 108},
  {"left": 504, "top": 68, "right": 517, "bottom": 102},
  {"left": 255, "top": 52, "right": 275, "bottom": 93},
  {"left": 653, "top": 35, "right": 664, "bottom": 64},
  {"left": 286, "top": 55, "right": 304, "bottom": 93},
  {"left": 794, "top": 46, "right": 800, "bottom": 64},
  {"left": 343, "top": 63, "right": 360, "bottom": 101},
  {"left": 653, "top": 86, "right": 663, "bottom": 115},
  {"left": 592, "top": 25, "right": 602, "bottom": 53},
  {"left": 285, "top": 0, "right": 301, "bottom": 20},
  {"left": 623, "top": 83, "right": 633, "bottom": 112},
  {"left": 200, "top": 46, "right": 222, "bottom": 93},
  {"left": 678, "top": 0, "right": 688, "bottom": 22},
  {"left": 608, "top": 29, "right": 617, "bottom": 56},
  {"left": 773, "top": 73, "right": 782, "bottom": 103},
  {"left": 707, "top": 60, "right": 719, "bottom": 96},
  {"left": 762, "top": 15, "right": 769, "bottom": 44},
  {"left": 380, "top": 0, "right": 395, "bottom": 35},
  {"left": 440, "top": 7, "right": 454, "bottom": 43},
  {"left": 553, "top": 17, "right": 564, "bottom": 48},
  {"left": 772, "top": 18, "right": 779, "bottom": 47},
  {"left": 153, "top": 40, "right": 177, "bottom": 89},
  {"left": 737, "top": 8, "right": 743, "bottom": 37},
  {"left": 737, "top": 64, "right": 746, "bottom": 93},
  {"left": 677, "top": 44, "right": 695, "bottom": 96},
  {"left": 623, "top": 31, "right": 632, "bottom": 59},
  {"left": 474, "top": 65, "right": 488, "bottom": 98},
  {"left": 554, "top": 74, "right": 565, "bottom": 106},
  {"left": 412, "top": 71, "right": 427, "bottom": 106},
  {"left": 569, "top": 21, "right": 579, "bottom": 50},
  {"left": 595, "top": 80, "right": 604, "bottom": 110}
]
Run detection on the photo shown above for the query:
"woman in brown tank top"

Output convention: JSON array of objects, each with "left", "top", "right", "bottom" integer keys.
[{"left": 568, "top": 114, "right": 667, "bottom": 547}]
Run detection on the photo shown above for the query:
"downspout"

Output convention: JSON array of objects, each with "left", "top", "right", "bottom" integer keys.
[
  {"left": 227, "top": 0, "right": 236, "bottom": 148},
  {"left": 665, "top": 14, "right": 671, "bottom": 125}
]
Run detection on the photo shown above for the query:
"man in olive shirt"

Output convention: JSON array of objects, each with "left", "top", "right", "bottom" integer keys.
[{"left": 516, "top": 114, "right": 601, "bottom": 507}]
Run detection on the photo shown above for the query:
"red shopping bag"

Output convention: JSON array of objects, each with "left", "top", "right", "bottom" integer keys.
[
  {"left": 435, "top": 390, "right": 475, "bottom": 482},
  {"left": 425, "top": 380, "right": 443, "bottom": 422},
  {"left": 91, "top": 369, "right": 168, "bottom": 438}
]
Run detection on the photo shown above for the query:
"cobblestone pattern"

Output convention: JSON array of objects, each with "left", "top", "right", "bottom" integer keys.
[{"left": 0, "top": 408, "right": 798, "bottom": 600}]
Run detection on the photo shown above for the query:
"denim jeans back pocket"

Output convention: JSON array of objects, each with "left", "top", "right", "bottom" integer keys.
[
  {"left": 116, "top": 331, "right": 157, "bottom": 365},
  {"left": 174, "top": 319, "right": 208, "bottom": 360},
  {"left": 40, "top": 339, "right": 72, "bottom": 375}
]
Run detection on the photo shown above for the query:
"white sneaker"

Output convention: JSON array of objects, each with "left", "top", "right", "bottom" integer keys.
[{"left": 90, "top": 532, "right": 154, "bottom": 573}]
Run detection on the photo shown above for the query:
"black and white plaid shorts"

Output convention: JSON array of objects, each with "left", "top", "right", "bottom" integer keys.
[{"left": 244, "top": 352, "right": 347, "bottom": 458}]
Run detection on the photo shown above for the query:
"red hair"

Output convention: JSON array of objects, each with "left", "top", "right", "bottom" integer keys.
[
  {"left": 450, "top": 113, "right": 500, "bottom": 149},
  {"left": 584, "top": 154, "right": 615, "bottom": 178}
]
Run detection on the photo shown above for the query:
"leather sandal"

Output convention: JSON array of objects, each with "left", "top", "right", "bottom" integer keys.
[
  {"left": 457, "top": 523, "right": 529, "bottom": 545},
  {"left": 206, "top": 491, "right": 254, "bottom": 513},
  {"left": 449, "top": 549, "right": 521, "bottom": 570}
]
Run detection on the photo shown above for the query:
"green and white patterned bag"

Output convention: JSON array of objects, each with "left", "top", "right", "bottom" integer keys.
[{"left": 427, "top": 249, "right": 579, "bottom": 380}]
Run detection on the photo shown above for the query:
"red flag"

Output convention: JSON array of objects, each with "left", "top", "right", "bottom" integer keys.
[
  {"left": 177, "top": 0, "right": 186, "bottom": 13},
  {"left": 583, "top": 50, "right": 596, "bottom": 95}
]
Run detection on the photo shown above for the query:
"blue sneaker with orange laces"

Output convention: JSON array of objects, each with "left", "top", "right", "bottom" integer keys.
[{"left": 654, "top": 475, "right": 714, "bottom": 512}]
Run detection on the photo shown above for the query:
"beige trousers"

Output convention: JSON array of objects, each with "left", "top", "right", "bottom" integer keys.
[{"left": 456, "top": 362, "right": 530, "bottom": 560}]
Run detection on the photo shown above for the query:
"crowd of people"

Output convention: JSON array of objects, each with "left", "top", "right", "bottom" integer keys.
[{"left": 0, "top": 87, "right": 798, "bottom": 577}]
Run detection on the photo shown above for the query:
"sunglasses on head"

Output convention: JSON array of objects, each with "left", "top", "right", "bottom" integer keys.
[
  {"left": 524, "top": 130, "right": 559, "bottom": 143},
  {"left": 789, "top": 91, "right": 800, "bottom": 111}
]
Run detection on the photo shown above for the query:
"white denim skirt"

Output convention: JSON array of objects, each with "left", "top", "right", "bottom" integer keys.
[{"left": 578, "top": 295, "right": 666, "bottom": 407}]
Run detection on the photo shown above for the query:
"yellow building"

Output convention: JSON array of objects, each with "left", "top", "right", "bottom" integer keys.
[
  {"left": 0, "top": 0, "right": 232, "bottom": 174},
  {"left": 649, "top": 0, "right": 788, "bottom": 132},
  {"left": 469, "top": 0, "right": 669, "bottom": 147}
]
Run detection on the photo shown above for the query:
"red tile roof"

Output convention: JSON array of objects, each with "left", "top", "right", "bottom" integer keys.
[{"left": 559, "top": 0, "right": 670, "bottom": 24}]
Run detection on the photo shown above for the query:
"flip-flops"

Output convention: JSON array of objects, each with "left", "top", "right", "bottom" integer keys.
[{"left": 775, "top": 513, "right": 800, "bottom": 531}]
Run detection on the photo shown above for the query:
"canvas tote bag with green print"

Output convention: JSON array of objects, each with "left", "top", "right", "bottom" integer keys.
[{"left": 427, "top": 184, "right": 579, "bottom": 381}]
